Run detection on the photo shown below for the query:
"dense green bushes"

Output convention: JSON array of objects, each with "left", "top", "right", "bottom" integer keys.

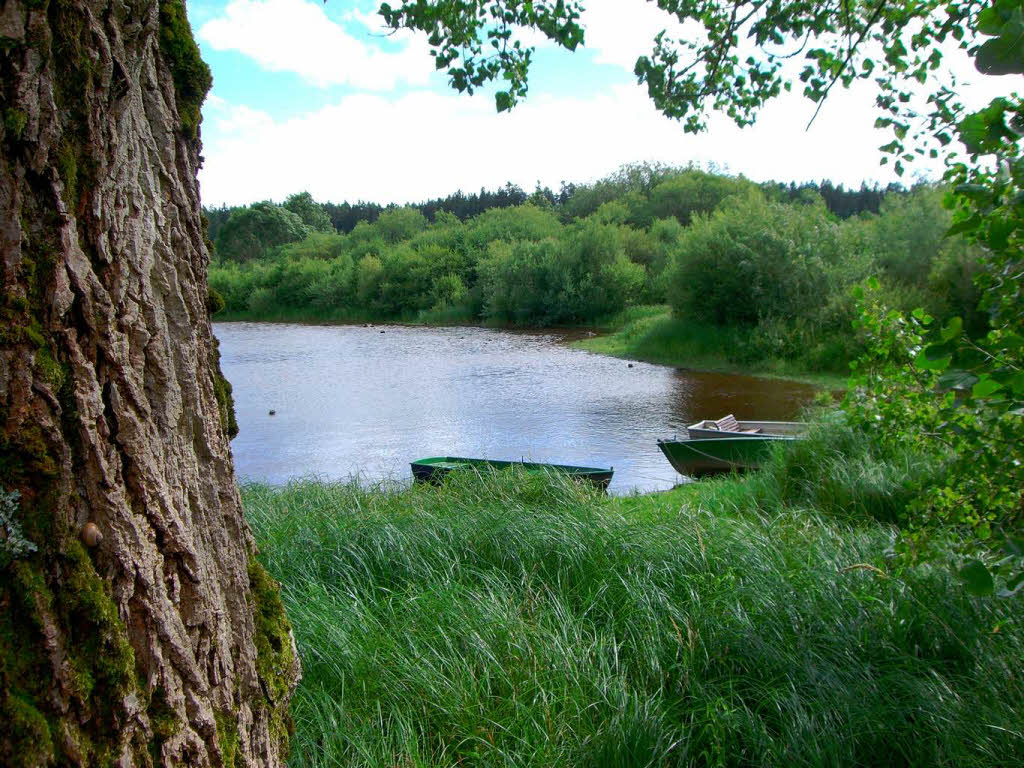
[
  {"left": 669, "top": 193, "right": 844, "bottom": 325},
  {"left": 209, "top": 201, "right": 652, "bottom": 325},
  {"left": 207, "top": 167, "right": 986, "bottom": 372},
  {"left": 283, "top": 191, "right": 334, "bottom": 232},
  {"left": 660, "top": 187, "right": 983, "bottom": 371},
  {"left": 478, "top": 219, "right": 644, "bottom": 324},
  {"left": 647, "top": 169, "right": 755, "bottom": 225},
  {"left": 665, "top": 194, "right": 858, "bottom": 370},
  {"left": 464, "top": 203, "right": 562, "bottom": 248},
  {"left": 215, "top": 201, "right": 309, "bottom": 262}
]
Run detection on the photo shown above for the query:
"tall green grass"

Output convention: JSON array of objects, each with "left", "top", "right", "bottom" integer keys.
[
  {"left": 679, "top": 414, "right": 936, "bottom": 527},
  {"left": 246, "top": 471, "right": 1022, "bottom": 767}
]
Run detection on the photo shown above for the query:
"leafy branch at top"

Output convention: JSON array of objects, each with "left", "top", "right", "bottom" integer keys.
[
  {"left": 380, "top": 1, "right": 1018, "bottom": 177},
  {"left": 379, "top": 0, "right": 584, "bottom": 112}
]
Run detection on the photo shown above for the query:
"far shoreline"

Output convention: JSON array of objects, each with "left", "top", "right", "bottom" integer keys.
[{"left": 212, "top": 307, "right": 847, "bottom": 390}]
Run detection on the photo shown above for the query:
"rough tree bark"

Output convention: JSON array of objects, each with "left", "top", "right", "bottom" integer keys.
[{"left": 0, "top": 0, "right": 299, "bottom": 765}]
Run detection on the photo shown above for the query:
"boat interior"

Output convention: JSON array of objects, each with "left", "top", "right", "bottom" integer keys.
[{"left": 692, "top": 414, "right": 762, "bottom": 434}]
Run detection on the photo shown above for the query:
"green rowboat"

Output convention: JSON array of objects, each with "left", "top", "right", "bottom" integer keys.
[
  {"left": 657, "top": 435, "right": 796, "bottom": 478},
  {"left": 411, "top": 456, "right": 614, "bottom": 489}
]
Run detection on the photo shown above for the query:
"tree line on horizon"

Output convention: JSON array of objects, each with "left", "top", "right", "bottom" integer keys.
[
  {"left": 203, "top": 163, "right": 901, "bottom": 242},
  {"left": 207, "top": 164, "right": 982, "bottom": 373}
]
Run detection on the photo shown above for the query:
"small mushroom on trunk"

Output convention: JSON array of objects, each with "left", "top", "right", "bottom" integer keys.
[{"left": 80, "top": 522, "right": 103, "bottom": 547}]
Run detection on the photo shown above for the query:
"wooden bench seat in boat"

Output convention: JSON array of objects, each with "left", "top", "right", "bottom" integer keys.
[{"left": 712, "top": 414, "right": 762, "bottom": 434}]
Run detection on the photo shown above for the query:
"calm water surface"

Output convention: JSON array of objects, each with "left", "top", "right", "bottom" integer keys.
[{"left": 216, "top": 323, "right": 817, "bottom": 493}]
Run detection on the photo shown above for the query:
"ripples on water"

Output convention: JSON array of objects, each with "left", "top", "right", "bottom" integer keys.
[{"left": 215, "top": 323, "right": 817, "bottom": 494}]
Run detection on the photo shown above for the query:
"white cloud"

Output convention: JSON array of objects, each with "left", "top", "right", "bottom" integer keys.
[
  {"left": 198, "top": 0, "right": 433, "bottom": 90},
  {"left": 578, "top": 0, "right": 691, "bottom": 70},
  {"left": 204, "top": 94, "right": 275, "bottom": 135},
  {"left": 199, "top": 79, "right": 941, "bottom": 207}
]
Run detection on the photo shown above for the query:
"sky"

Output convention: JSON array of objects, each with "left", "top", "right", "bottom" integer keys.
[{"left": 188, "top": 0, "right": 1010, "bottom": 207}]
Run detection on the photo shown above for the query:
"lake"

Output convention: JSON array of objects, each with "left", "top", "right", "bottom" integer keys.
[{"left": 216, "top": 322, "right": 818, "bottom": 493}]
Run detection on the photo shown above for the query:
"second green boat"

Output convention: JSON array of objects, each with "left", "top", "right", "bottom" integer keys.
[{"left": 411, "top": 456, "right": 614, "bottom": 490}]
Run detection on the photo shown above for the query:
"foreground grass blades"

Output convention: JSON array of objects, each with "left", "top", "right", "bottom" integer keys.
[{"left": 245, "top": 471, "right": 1022, "bottom": 767}]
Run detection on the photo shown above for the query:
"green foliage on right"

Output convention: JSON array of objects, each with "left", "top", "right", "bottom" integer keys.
[
  {"left": 841, "top": 286, "right": 1023, "bottom": 582},
  {"left": 840, "top": 96, "right": 1024, "bottom": 590}
]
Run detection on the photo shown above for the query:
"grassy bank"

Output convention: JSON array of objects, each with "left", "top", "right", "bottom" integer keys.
[
  {"left": 246, "top": 464, "right": 1022, "bottom": 767},
  {"left": 574, "top": 306, "right": 848, "bottom": 388}
]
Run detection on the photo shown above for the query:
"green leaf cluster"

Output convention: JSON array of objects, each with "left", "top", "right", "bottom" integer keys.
[
  {"left": 974, "top": 0, "right": 1024, "bottom": 76},
  {"left": 379, "top": 0, "right": 584, "bottom": 111},
  {"left": 844, "top": 277, "right": 1023, "bottom": 595}
]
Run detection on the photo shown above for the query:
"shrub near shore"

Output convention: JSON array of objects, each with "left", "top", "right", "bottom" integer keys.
[{"left": 245, "top": 467, "right": 1022, "bottom": 768}]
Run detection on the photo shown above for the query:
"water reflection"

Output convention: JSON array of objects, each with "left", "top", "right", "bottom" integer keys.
[
  {"left": 215, "top": 323, "right": 817, "bottom": 493},
  {"left": 667, "top": 370, "right": 819, "bottom": 429}
]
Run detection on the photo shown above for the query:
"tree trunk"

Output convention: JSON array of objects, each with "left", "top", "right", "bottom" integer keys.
[{"left": 0, "top": 0, "right": 299, "bottom": 765}]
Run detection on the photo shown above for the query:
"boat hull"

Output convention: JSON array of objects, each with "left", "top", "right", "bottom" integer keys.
[
  {"left": 411, "top": 457, "right": 614, "bottom": 490},
  {"left": 657, "top": 436, "right": 795, "bottom": 478}
]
